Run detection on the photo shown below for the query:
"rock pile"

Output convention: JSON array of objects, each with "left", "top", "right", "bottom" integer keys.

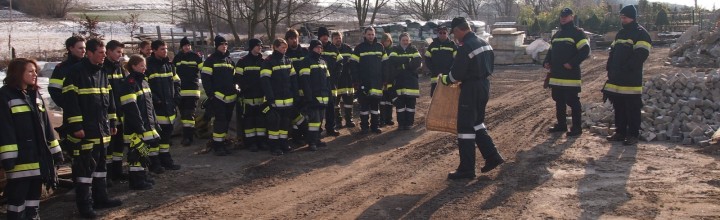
[
  {"left": 669, "top": 26, "right": 720, "bottom": 68},
  {"left": 583, "top": 69, "right": 720, "bottom": 146}
]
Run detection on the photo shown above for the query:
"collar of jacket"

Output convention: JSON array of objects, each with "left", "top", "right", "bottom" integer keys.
[
  {"left": 271, "top": 50, "right": 285, "bottom": 59},
  {"left": 560, "top": 22, "right": 575, "bottom": 31},
  {"left": 66, "top": 54, "right": 82, "bottom": 64},
  {"left": 81, "top": 57, "right": 103, "bottom": 73},
  {"left": 148, "top": 54, "right": 170, "bottom": 64},
  {"left": 434, "top": 38, "right": 450, "bottom": 43},
  {"left": 309, "top": 51, "right": 321, "bottom": 60},
  {"left": 246, "top": 52, "right": 263, "bottom": 61},
  {"left": 128, "top": 70, "right": 145, "bottom": 81},
  {"left": 211, "top": 50, "right": 229, "bottom": 59},
  {"left": 461, "top": 31, "right": 478, "bottom": 43},
  {"left": 622, "top": 21, "right": 639, "bottom": 30},
  {"left": 103, "top": 57, "right": 121, "bottom": 68},
  {"left": 5, "top": 85, "right": 37, "bottom": 96}
]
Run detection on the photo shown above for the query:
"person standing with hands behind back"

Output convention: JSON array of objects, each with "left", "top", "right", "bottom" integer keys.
[
  {"left": 0, "top": 58, "right": 64, "bottom": 220},
  {"left": 543, "top": 8, "right": 590, "bottom": 137},
  {"left": 438, "top": 17, "right": 504, "bottom": 179}
]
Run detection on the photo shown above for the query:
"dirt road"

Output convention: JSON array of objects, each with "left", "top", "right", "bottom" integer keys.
[{"left": 38, "top": 47, "right": 720, "bottom": 219}]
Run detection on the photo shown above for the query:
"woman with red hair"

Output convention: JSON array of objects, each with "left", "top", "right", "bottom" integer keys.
[{"left": 0, "top": 58, "right": 64, "bottom": 219}]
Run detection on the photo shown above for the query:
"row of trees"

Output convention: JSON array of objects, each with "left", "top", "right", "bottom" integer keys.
[{"left": 517, "top": 0, "right": 717, "bottom": 36}]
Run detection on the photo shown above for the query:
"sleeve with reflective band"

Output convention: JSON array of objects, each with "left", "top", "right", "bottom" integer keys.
[
  {"left": 47, "top": 139, "right": 61, "bottom": 154},
  {"left": 49, "top": 78, "right": 64, "bottom": 89},
  {"left": 5, "top": 162, "right": 41, "bottom": 179},
  {"left": 634, "top": 40, "right": 651, "bottom": 52}
]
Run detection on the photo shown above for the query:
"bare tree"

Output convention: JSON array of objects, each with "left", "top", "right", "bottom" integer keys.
[
  {"left": 76, "top": 14, "right": 104, "bottom": 40},
  {"left": 264, "top": 0, "right": 284, "bottom": 41},
  {"left": 449, "top": 0, "right": 487, "bottom": 20},
  {"left": 121, "top": 12, "right": 142, "bottom": 40},
  {"left": 490, "top": 0, "right": 517, "bottom": 18},
  {"left": 236, "top": 0, "right": 269, "bottom": 39},
  {"left": 397, "top": 0, "right": 450, "bottom": 20},
  {"left": 350, "top": 0, "right": 392, "bottom": 27}
]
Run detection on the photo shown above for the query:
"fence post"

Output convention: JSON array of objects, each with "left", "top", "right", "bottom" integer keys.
[
  {"left": 140, "top": 27, "right": 144, "bottom": 34},
  {"left": 170, "top": 28, "right": 176, "bottom": 53},
  {"left": 192, "top": 30, "right": 197, "bottom": 46},
  {"left": 156, "top": 26, "right": 162, "bottom": 40}
]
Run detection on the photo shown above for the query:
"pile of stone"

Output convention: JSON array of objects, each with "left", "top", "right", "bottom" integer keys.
[
  {"left": 669, "top": 26, "right": 720, "bottom": 68},
  {"left": 489, "top": 28, "right": 535, "bottom": 65},
  {"left": 583, "top": 69, "right": 720, "bottom": 146}
]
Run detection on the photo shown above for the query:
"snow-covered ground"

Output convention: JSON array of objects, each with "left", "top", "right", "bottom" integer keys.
[
  {"left": 76, "top": 0, "right": 172, "bottom": 11},
  {"left": 0, "top": 9, "right": 178, "bottom": 60}
]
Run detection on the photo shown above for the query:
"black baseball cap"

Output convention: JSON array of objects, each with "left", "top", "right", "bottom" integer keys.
[{"left": 560, "top": 8, "right": 574, "bottom": 17}]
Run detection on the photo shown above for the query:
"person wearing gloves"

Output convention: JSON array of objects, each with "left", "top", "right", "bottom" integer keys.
[
  {"left": 299, "top": 40, "right": 332, "bottom": 151},
  {"left": 173, "top": 37, "right": 203, "bottom": 146},
  {"left": 438, "top": 17, "right": 505, "bottom": 179},
  {"left": 117, "top": 54, "right": 160, "bottom": 191},
  {"left": 235, "top": 38, "right": 268, "bottom": 152},
  {"left": 603, "top": 5, "right": 652, "bottom": 146},
  {"left": 146, "top": 40, "right": 181, "bottom": 172},
  {"left": 261, "top": 39, "right": 297, "bottom": 156},
  {"left": 61, "top": 39, "right": 122, "bottom": 218},
  {"left": 200, "top": 35, "right": 237, "bottom": 156},
  {"left": 285, "top": 29, "right": 310, "bottom": 147},
  {"left": 0, "top": 58, "right": 64, "bottom": 220},
  {"left": 388, "top": 33, "right": 422, "bottom": 130},
  {"left": 350, "top": 27, "right": 387, "bottom": 134},
  {"left": 543, "top": 8, "right": 590, "bottom": 137}
]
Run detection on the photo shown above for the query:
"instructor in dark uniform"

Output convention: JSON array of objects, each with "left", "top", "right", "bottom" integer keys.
[
  {"left": 439, "top": 17, "right": 504, "bottom": 179},
  {"left": 543, "top": 8, "right": 590, "bottom": 137}
]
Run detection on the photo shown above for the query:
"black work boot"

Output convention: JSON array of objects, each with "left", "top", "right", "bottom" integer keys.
[
  {"left": 623, "top": 136, "right": 639, "bottom": 145},
  {"left": 92, "top": 178, "right": 122, "bottom": 209},
  {"left": 25, "top": 206, "right": 40, "bottom": 220},
  {"left": 213, "top": 141, "right": 228, "bottom": 156},
  {"left": 447, "top": 170, "right": 476, "bottom": 179},
  {"left": 606, "top": 133, "right": 626, "bottom": 142},
  {"left": 181, "top": 127, "right": 194, "bottom": 146},
  {"left": 129, "top": 171, "right": 153, "bottom": 190},
  {"left": 566, "top": 128, "right": 582, "bottom": 137},
  {"left": 159, "top": 153, "right": 181, "bottom": 170},
  {"left": 76, "top": 184, "right": 97, "bottom": 219},
  {"left": 148, "top": 156, "right": 165, "bottom": 174},
  {"left": 481, "top": 154, "right": 505, "bottom": 173},
  {"left": 548, "top": 124, "right": 567, "bottom": 133},
  {"left": 110, "top": 161, "right": 128, "bottom": 181}
]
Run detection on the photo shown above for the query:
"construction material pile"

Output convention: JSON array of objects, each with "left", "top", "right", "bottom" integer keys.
[
  {"left": 669, "top": 26, "right": 720, "bottom": 68},
  {"left": 489, "top": 28, "right": 536, "bottom": 65},
  {"left": 583, "top": 69, "right": 720, "bottom": 146}
]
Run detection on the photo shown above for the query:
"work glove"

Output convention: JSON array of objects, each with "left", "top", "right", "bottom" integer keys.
[{"left": 439, "top": 74, "right": 452, "bottom": 86}]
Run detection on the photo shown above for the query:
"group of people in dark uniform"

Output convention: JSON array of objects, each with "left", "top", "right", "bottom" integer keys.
[{"left": 0, "top": 8, "right": 650, "bottom": 218}]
